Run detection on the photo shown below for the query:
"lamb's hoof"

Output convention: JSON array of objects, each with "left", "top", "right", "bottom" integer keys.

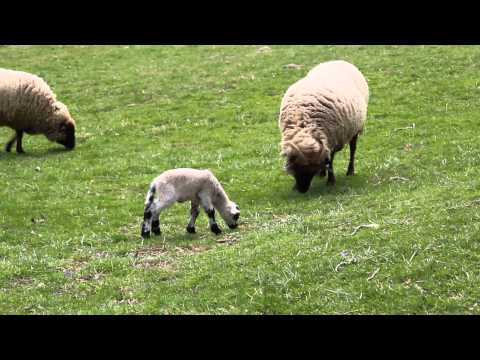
[
  {"left": 346, "top": 170, "right": 355, "bottom": 176},
  {"left": 228, "top": 223, "right": 238, "bottom": 229},
  {"left": 152, "top": 228, "right": 161, "bottom": 236},
  {"left": 210, "top": 224, "right": 222, "bottom": 235},
  {"left": 152, "top": 221, "right": 160, "bottom": 235},
  {"left": 141, "top": 232, "right": 151, "bottom": 239},
  {"left": 17, "top": 149, "right": 25, "bottom": 154},
  {"left": 186, "top": 226, "right": 196, "bottom": 234}
]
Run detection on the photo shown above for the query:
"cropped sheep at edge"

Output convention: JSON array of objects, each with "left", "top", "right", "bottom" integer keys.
[
  {"left": 279, "top": 60, "right": 369, "bottom": 193},
  {"left": 0, "top": 68, "right": 76, "bottom": 153},
  {"left": 141, "top": 168, "right": 241, "bottom": 238}
]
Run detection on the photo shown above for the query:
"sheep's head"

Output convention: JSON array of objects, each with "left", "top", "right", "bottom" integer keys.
[
  {"left": 219, "top": 201, "right": 241, "bottom": 229},
  {"left": 281, "top": 135, "right": 330, "bottom": 193},
  {"left": 45, "top": 102, "right": 76, "bottom": 150}
]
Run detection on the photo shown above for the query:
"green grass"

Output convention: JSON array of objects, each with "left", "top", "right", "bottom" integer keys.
[{"left": 0, "top": 45, "right": 479, "bottom": 314}]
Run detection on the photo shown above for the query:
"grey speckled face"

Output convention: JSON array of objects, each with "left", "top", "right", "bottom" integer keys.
[{"left": 228, "top": 203, "right": 240, "bottom": 228}]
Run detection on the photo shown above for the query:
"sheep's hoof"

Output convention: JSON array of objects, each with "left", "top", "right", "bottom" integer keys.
[
  {"left": 186, "top": 226, "right": 196, "bottom": 234},
  {"left": 152, "top": 228, "right": 161, "bottom": 236},
  {"left": 210, "top": 224, "right": 222, "bottom": 235},
  {"left": 141, "top": 228, "right": 151, "bottom": 239}
]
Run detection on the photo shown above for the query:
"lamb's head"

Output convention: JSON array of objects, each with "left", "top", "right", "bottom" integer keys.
[
  {"left": 45, "top": 101, "right": 76, "bottom": 150},
  {"left": 281, "top": 134, "right": 330, "bottom": 193},
  {"left": 218, "top": 201, "right": 241, "bottom": 229}
]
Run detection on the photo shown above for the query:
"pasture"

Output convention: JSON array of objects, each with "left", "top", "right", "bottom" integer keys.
[{"left": 0, "top": 45, "right": 479, "bottom": 314}]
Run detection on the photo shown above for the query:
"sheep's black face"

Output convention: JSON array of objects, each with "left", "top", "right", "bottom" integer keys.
[
  {"left": 293, "top": 171, "right": 315, "bottom": 193},
  {"left": 286, "top": 162, "right": 318, "bottom": 193},
  {"left": 56, "top": 122, "right": 76, "bottom": 150}
]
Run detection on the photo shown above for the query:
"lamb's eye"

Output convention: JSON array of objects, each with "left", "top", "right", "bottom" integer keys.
[{"left": 236, "top": 205, "right": 240, "bottom": 211}]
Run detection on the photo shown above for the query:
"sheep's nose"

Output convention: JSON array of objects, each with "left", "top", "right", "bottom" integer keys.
[{"left": 233, "top": 214, "right": 239, "bottom": 221}]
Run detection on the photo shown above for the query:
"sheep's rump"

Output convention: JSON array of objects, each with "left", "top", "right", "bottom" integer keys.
[
  {"left": 279, "top": 60, "right": 369, "bottom": 150},
  {"left": 0, "top": 68, "right": 57, "bottom": 131}
]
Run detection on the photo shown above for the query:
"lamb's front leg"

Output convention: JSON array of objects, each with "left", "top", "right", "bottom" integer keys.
[
  {"left": 186, "top": 201, "right": 200, "bottom": 234},
  {"left": 199, "top": 192, "right": 222, "bottom": 235}
]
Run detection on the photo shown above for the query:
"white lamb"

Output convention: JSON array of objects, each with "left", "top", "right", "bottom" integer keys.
[{"left": 140, "top": 168, "right": 241, "bottom": 238}]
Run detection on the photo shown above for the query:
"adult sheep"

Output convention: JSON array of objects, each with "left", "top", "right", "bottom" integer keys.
[
  {"left": 279, "top": 60, "right": 369, "bottom": 193},
  {"left": 0, "top": 68, "right": 76, "bottom": 153}
]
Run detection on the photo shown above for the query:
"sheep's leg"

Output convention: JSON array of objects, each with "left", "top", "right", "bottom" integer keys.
[
  {"left": 15, "top": 131, "right": 25, "bottom": 154},
  {"left": 141, "top": 186, "right": 156, "bottom": 238},
  {"left": 151, "top": 199, "right": 176, "bottom": 237},
  {"left": 347, "top": 134, "right": 358, "bottom": 176},
  {"left": 5, "top": 132, "right": 17, "bottom": 153},
  {"left": 327, "top": 152, "right": 336, "bottom": 186},
  {"left": 198, "top": 192, "right": 222, "bottom": 235},
  {"left": 186, "top": 201, "right": 200, "bottom": 234},
  {"left": 141, "top": 203, "right": 155, "bottom": 239},
  {"left": 141, "top": 187, "right": 175, "bottom": 238}
]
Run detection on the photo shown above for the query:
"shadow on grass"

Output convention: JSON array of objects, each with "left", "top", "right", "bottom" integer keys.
[
  {"left": 140, "top": 226, "right": 241, "bottom": 247},
  {"left": 276, "top": 173, "right": 371, "bottom": 202},
  {"left": 0, "top": 147, "right": 74, "bottom": 160}
]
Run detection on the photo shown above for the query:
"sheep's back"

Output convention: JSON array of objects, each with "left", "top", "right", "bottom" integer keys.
[{"left": 0, "top": 68, "right": 57, "bottom": 130}]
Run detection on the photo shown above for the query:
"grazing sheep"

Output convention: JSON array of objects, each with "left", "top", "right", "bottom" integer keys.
[
  {"left": 279, "top": 60, "right": 369, "bottom": 193},
  {"left": 140, "top": 168, "right": 240, "bottom": 238},
  {"left": 0, "top": 68, "right": 76, "bottom": 153}
]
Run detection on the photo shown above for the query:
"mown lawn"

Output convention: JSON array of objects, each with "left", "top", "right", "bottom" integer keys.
[{"left": 0, "top": 45, "right": 479, "bottom": 314}]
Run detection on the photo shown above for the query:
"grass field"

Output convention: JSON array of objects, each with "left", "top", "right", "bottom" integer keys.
[{"left": 0, "top": 45, "right": 479, "bottom": 314}]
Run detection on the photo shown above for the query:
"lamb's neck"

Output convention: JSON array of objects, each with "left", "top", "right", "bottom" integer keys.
[{"left": 212, "top": 185, "right": 230, "bottom": 209}]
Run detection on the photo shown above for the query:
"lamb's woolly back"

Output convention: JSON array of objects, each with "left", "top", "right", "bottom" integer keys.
[
  {"left": 0, "top": 68, "right": 58, "bottom": 132},
  {"left": 152, "top": 168, "right": 231, "bottom": 205}
]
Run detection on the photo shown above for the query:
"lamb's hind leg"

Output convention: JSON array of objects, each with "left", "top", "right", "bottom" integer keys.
[
  {"left": 199, "top": 192, "right": 222, "bottom": 235},
  {"left": 186, "top": 201, "right": 200, "bottom": 234},
  {"left": 141, "top": 198, "right": 175, "bottom": 238},
  {"left": 347, "top": 133, "right": 358, "bottom": 176}
]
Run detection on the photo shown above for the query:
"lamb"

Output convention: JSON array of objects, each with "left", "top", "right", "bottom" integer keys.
[
  {"left": 0, "top": 68, "right": 76, "bottom": 153},
  {"left": 279, "top": 60, "right": 369, "bottom": 193},
  {"left": 140, "top": 168, "right": 241, "bottom": 238}
]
